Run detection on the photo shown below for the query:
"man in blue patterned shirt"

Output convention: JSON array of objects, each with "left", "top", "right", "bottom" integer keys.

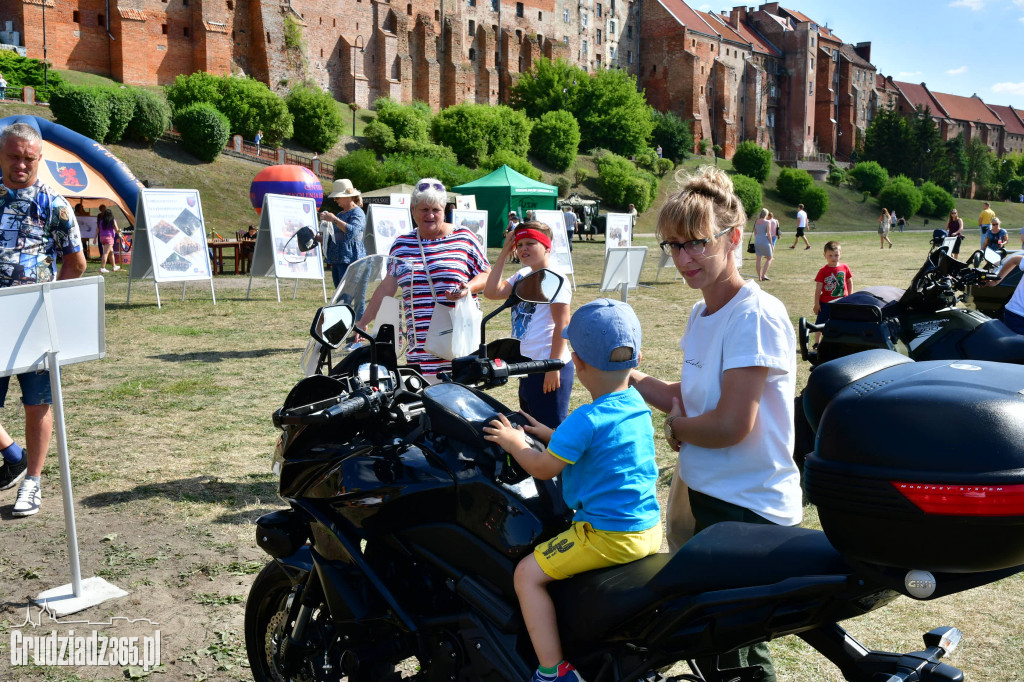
[{"left": 0, "top": 121, "right": 86, "bottom": 517}]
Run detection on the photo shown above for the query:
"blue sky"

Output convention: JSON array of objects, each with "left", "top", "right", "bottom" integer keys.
[{"left": 696, "top": 0, "right": 1024, "bottom": 109}]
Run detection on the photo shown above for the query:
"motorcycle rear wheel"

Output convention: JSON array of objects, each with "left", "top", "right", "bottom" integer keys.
[{"left": 245, "top": 561, "right": 400, "bottom": 682}]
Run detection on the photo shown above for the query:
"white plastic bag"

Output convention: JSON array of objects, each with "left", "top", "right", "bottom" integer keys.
[{"left": 449, "top": 296, "right": 482, "bottom": 359}]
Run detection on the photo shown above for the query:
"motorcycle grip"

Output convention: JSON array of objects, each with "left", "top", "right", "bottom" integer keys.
[
  {"left": 320, "top": 393, "right": 374, "bottom": 422},
  {"left": 503, "top": 359, "right": 565, "bottom": 376}
]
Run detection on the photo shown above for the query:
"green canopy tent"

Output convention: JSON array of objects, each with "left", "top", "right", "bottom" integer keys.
[{"left": 453, "top": 166, "right": 558, "bottom": 247}]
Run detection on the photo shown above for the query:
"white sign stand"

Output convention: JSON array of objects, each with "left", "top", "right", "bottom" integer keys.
[
  {"left": 599, "top": 246, "right": 648, "bottom": 303},
  {"left": 0, "top": 277, "right": 127, "bottom": 615},
  {"left": 532, "top": 209, "right": 577, "bottom": 290},
  {"left": 604, "top": 212, "right": 633, "bottom": 251},
  {"left": 246, "top": 194, "right": 327, "bottom": 303},
  {"left": 126, "top": 189, "right": 216, "bottom": 308},
  {"left": 654, "top": 250, "right": 682, "bottom": 282}
]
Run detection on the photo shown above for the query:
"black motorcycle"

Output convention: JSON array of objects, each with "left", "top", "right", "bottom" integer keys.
[
  {"left": 798, "top": 247, "right": 1024, "bottom": 367},
  {"left": 245, "top": 256, "right": 1024, "bottom": 681}
]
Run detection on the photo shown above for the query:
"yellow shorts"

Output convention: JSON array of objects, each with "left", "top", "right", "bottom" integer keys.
[{"left": 534, "top": 521, "right": 663, "bottom": 581}]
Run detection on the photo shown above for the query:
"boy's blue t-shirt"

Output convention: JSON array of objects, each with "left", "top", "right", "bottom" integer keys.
[{"left": 546, "top": 387, "right": 661, "bottom": 532}]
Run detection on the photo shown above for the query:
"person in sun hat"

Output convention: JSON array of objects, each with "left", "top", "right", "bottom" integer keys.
[{"left": 319, "top": 178, "right": 366, "bottom": 289}]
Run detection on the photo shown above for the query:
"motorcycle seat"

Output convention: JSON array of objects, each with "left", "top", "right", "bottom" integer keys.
[{"left": 551, "top": 522, "right": 849, "bottom": 645}]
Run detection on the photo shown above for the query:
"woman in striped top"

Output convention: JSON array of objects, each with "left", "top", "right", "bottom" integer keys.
[{"left": 358, "top": 178, "right": 490, "bottom": 378}]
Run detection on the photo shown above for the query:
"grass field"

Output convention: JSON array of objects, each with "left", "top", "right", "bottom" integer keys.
[{"left": 0, "top": 99, "right": 1022, "bottom": 679}]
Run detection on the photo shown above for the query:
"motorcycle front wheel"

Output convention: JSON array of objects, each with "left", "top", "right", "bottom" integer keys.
[{"left": 245, "top": 561, "right": 400, "bottom": 682}]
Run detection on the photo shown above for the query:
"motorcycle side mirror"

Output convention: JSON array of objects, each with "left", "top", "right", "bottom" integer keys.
[
  {"left": 477, "top": 269, "right": 566, "bottom": 358},
  {"left": 984, "top": 247, "right": 1001, "bottom": 267},
  {"left": 310, "top": 304, "right": 355, "bottom": 349},
  {"left": 282, "top": 226, "right": 319, "bottom": 264},
  {"left": 513, "top": 268, "right": 565, "bottom": 304}
]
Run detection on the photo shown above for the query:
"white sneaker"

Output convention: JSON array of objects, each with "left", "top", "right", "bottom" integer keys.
[
  {"left": 13, "top": 478, "right": 40, "bottom": 517},
  {"left": 112, "top": 265, "right": 121, "bottom": 271},
  {"left": 99, "top": 268, "right": 109, "bottom": 273}
]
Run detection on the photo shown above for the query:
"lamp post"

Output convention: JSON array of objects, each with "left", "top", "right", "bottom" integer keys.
[{"left": 41, "top": 0, "right": 48, "bottom": 89}]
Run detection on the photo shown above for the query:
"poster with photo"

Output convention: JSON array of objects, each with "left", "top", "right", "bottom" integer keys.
[
  {"left": 132, "top": 189, "right": 212, "bottom": 282},
  {"left": 264, "top": 194, "right": 324, "bottom": 279},
  {"left": 604, "top": 213, "right": 633, "bottom": 251},
  {"left": 390, "top": 193, "right": 411, "bottom": 207},
  {"left": 456, "top": 194, "right": 477, "bottom": 210},
  {"left": 451, "top": 209, "right": 488, "bottom": 247},
  {"left": 366, "top": 204, "right": 413, "bottom": 258},
  {"left": 76, "top": 216, "right": 98, "bottom": 240},
  {"left": 532, "top": 209, "right": 575, "bottom": 276}
]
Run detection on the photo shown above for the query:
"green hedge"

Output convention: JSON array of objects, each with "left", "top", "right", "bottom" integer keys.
[
  {"left": 849, "top": 161, "right": 889, "bottom": 196},
  {"left": 482, "top": 150, "right": 542, "bottom": 181},
  {"left": 432, "top": 104, "right": 532, "bottom": 167},
  {"left": 165, "top": 73, "right": 292, "bottom": 145},
  {"left": 174, "top": 103, "right": 231, "bottom": 162},
  {"left": 0, "top": 51, "right": 65, "bottom": 102},
  {"left": 100, "top": 87, "right": 137, "bottom": 144},
  {"left": 802, "top": 185, "right": 829, "bottom": 221},
  {"left": 731, "top": 174, "right": 762, "bottom": 220},
  {"left": 878, "top": 175, "right": 923, "bottom": 218},
  {"left": 731, "top": 141, "right": 772, "bottom": 183},
  {"left": 49, "top": 85, "right": 109, "bottom": 142},
  {"left": 333, "top": 149, "right": 384, "bottom": 190},
  {"left": 919, "top": 181, "right": 956, "bottom": 218},
  {"left": 596, "top": 153, "right": 657, "bottom": 213},
  {"left": 125, "top": 89, "right": 171, "bottom": 146},
  {"left": 776, "top": 167, "right": 813, "bottom": 205}
]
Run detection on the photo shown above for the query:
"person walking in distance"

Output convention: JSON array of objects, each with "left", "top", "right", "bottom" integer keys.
[
  {"left": 978, "top": 201, "right": 995, "bottom": 250},
  {"left": 0, "top": 122, "right": 87, "bottom": 517},
  {"left": 789, "top": 204, "right": 810, "bottom": 250}
]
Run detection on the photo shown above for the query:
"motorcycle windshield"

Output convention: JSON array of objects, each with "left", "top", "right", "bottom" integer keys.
[
  {"left": 898, "top": 248, "right": 969, "bottom": 310},
  {"left": 301, "top": 255, "right": 415, "bottom": 374}
]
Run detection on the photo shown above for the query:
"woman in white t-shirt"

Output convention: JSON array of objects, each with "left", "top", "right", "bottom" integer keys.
[
  {"left": 627, "top": 166, "right": 800, "bottom": 682},
  {"left": 485, "top": 221, "right": 573, "bottom": 428}
]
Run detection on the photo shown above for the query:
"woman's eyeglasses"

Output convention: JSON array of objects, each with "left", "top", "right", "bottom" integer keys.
[
  {"left": 660, "top": 227, "right": 734, "bottom": 256},
  {"left": 417, "top": 181, "right": 445, "bottom": 192}
]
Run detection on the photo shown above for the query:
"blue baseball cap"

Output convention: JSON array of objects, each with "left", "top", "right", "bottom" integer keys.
[{"left": 562, "top": 298, "right": 641, "bottom": 371}]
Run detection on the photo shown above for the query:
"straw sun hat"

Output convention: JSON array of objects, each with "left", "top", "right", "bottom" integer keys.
[{"left": 328, "top": 179, "right": 361, "bottom": 198}]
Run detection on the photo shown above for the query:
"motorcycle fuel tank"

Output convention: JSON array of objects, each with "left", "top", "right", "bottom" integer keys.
[{"left": 804, "top": 350, "right": 1024, "bottom": 573}]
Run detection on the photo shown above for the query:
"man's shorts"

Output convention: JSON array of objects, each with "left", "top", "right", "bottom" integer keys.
[
  {"left": 534, "top": 520, "right": 662, "bottom": 580},
  {"left": 795, "top": 227, "right": 805, "bottom": 237},
  {"left": 0, "top": 371, "right": 53, "bottom": 408}
]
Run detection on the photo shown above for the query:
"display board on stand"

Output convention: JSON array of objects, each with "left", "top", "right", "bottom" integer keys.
[
  {"left": 246, "top": 193, "right": 327, "bottom": 302},
  {"left": 599, "top": 247, "right": 648, "bottom": 302},
  {"left": 1, "top": 277, "right": 127, "bottom": 615},
  {"left": 389, "top": 193, "right": 411, "bottom": 207},
  {"left": 126, "top": 188, "right": 215, "bottom": 307},
  {"left": 604, "top": 212, "right": 633, "bottom": 251},
  {"left": 451, "top": 209, "right": 488, "bottom": 248},
  {"left": 456, "top": 195, "right": 477, "bottom": 210},
  {"left": 364, "top": 204, "right": 413, "bottom": 278},
  {"left": 531, "top": 209, "right": 576, "bottom": 290}
]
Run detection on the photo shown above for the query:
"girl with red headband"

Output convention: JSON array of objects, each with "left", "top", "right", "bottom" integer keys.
[{"left": 484, "top": 221, "right": 574, "bottom": 429}]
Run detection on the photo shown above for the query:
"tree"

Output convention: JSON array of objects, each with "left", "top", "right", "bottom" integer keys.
[
  {"left": 286, "top": 84, "right": 345, "bottom": 153},
  {"left": 963, "top": 138, "right": 994, "bottom": 198},
  {"left": 650, "top": 110, "right": 693, "bottom": 162},
  {"left": 731, "top": 141, "right": 772, "bottom": 183},
  {"left": 863, "top": 106, "right": 912, "bottom": 177},
  {"left": 530, "top": 110, "right": 580, "bottom": 171},
  {"left": 909, "top": 106, "right": 944, "bottom": 182},
  {"left": 576, "top": 68, "right": 654, "bottom": 156},
  {"left": 730, "top": 174, "right": 763, "bottom": 219},
  {"left": 165, "top": 71, "right": 223, "bottom": 115},
  {"left": 932, "top": 134, "right": 968, "bottom": 195},
  {"left": 508, "top": 57, "right": 587, "bottom": 120},
  {"left": 801, "top": 186, "right": 829, "bottom": 221},
  {"left": 174, "top": 103, "right": 231, "bottom": 162},
  {"left": 374, "top": 97, "right": 431, "bottom": 144}
]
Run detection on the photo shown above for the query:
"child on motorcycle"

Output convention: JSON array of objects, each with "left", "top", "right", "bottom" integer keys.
[
  {"left": 483, "top": 299, "right": 662, "bottom": 682},
  {"left": 484, "top": 221, "right": 573, "bottom": 429}
]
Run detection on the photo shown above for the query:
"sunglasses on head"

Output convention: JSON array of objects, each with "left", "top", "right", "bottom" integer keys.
[{"left": 417, "top": 181, "right": 445, "bottom": 192}]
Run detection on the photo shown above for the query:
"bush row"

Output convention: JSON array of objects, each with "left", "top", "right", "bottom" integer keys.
[{"left": 49, "top": 84, "right": 170, "bottom": 146}]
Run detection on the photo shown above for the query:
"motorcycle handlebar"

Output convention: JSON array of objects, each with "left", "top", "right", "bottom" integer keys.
[{"left": 502, "top": 359, "right": 565, "bottom": 376}]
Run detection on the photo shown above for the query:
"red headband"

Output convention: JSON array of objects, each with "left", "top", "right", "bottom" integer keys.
[{"left": 514, "top": 228, "right": 552, "bottom": 248}]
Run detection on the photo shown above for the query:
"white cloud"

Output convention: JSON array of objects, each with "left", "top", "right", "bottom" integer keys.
[
  {"left": 992, "top": 81, "right": 1024, "bottom": 95},
  {"left": 1015, "top": 0, "right": 1024, "bottom": 7},
  {"left": 950, "top": 0, "right": 984, "bottom": 8},
  {"left": 946, "top": 66, "right": 968, "bottom": 75}
]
